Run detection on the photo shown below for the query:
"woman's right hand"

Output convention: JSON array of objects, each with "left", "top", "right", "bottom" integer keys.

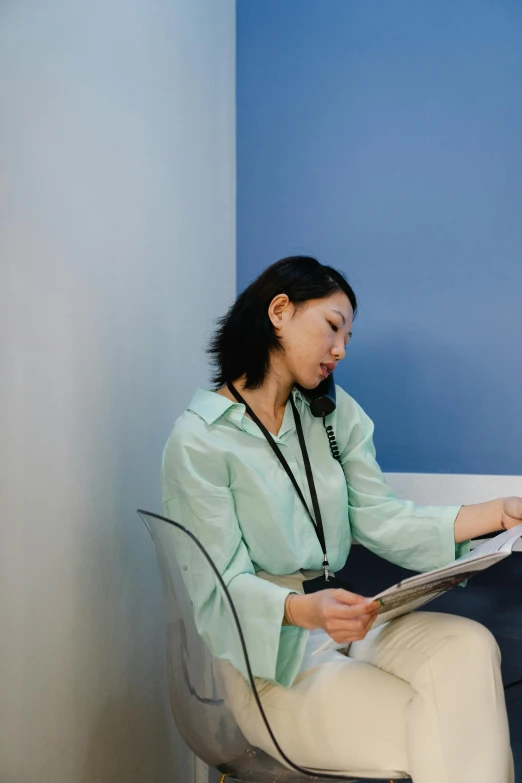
[{"left": 285, "top": 589, "right": 381, "bottom": 643}]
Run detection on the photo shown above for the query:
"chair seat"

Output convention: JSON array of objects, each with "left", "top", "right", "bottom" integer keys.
[{"left": 218, "top": 746, "right": 410, "bottom": 783}]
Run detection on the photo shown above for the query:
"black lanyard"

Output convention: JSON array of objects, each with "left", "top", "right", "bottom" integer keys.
[{"left": 227, "top": 382, "right": 331, "bottom": 580}]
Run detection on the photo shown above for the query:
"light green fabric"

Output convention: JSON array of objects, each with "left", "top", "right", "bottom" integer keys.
[{"left": 161, "top": 384, "right": 469, "bottom": 688}]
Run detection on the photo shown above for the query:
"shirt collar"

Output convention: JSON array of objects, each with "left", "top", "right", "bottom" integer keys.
[{"left": 187, "top": 385, "right": 310, "bottom": 426}]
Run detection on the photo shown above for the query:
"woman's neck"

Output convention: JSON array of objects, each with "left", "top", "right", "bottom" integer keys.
[{"left": 216, "top": 370, "right": 294, "bottom": 423}]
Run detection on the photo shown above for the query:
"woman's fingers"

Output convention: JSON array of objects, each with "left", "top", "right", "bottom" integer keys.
[
  {"left": 326, "top": 610, "right": 380, "bottom": 642},
  {"left": 309, "top": 590, "right": 381, "bottom": 638},
  {"left": 327, "top": 608, "right": 379, "bottom": 632},
  {"left": 325, "top": 606, "right": 377, "bottom": 623},
  {"left": 332, "top": 590, "right": 380, "bottom": 611},
  {"left": 292, "top": 591, "right": 380, "bottom": 633},
  {"left": 325, "top": 594, "right": 380, "bottom": 620},
  {"left": 331, "top": 589, "right": 372, "bottom": 605},
  {"left": 324, "top": 599, "right": 380, "bottom": 638}
]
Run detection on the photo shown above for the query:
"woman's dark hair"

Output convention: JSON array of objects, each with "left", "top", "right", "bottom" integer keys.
[{"left": 207, "top": 256, "right": 357, "bottom": 389}]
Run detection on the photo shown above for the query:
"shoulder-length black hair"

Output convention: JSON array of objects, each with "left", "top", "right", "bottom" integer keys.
[{"left": 207, "top": 256, "right": 357, "bottom": 390}]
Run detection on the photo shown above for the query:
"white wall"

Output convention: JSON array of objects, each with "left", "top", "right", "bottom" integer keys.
[
  {"left": 385, "top": 474, "right": 522, "bottom": 507},
  {"left": 0, "top": 2, "right": 235, "bottom": 782}
]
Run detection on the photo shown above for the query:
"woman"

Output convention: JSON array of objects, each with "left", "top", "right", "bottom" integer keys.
[{"left": 162, "top": 256, "right": 520, "bottom": 783}]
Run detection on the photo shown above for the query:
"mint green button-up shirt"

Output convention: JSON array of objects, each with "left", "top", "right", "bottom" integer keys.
[{"left": 161, "top": 384, "right": 469, "bottom": 688}]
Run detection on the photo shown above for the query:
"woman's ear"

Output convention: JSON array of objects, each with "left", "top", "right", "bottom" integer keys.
[{"left": 268, "top": 294, "right": 291, "bottom": 330}]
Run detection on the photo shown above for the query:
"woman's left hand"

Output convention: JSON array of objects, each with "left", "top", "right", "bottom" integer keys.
[{"left": 501, "top": 497, "right": 522, "bottom": 530}]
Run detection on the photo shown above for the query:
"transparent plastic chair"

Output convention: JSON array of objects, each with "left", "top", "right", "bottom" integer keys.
[{"left": 137, "top": 510, "right": 410, "bottom": 783}]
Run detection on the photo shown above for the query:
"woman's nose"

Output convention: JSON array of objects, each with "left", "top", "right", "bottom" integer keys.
[{"left": 332, "top": 341, "right": 346, "bottom": 362}]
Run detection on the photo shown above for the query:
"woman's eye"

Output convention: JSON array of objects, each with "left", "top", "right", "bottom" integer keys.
[{"left": 329, "top": 322, "right": 339, "bottom": 333}]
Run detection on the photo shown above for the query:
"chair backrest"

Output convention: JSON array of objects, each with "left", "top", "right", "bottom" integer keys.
[
  {"left": 138, "top": 509, "right": 251, "bottom": 766},
  {"left": 138, "top": 509, "right": 298, "bottom": 772}
]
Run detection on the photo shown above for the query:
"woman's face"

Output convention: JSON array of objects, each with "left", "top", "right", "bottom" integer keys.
[{"left": 269, "top": 291, "right": 353, "bottom": 389}]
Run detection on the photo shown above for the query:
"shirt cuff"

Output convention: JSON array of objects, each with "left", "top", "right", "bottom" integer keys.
[
  {"left": 227, "top": 575, "right": 309, "bottom": 688},
  {"left": 437, "top": 504, "right": 471, "bottom": 563},
  {"left": 438, "top": 504, "right": 471, "bottom": 587}
]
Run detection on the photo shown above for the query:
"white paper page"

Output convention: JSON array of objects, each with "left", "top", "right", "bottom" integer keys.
[
  {"left": 376, "top": 548, "right": 503, "bottom": 593},
  {"left": 384, "top": 550, "right": 505, "bottom": 590},
  {"left": 465, "top": 523, "right": 522, "bottom": 557}
]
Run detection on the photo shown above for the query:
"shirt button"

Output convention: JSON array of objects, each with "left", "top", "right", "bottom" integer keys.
[{"left": 183, "top": 565, "right": 188, "bottom": 571}]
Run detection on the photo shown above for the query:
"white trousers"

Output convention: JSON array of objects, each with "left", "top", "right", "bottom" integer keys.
[{"left": 224, "top": 612, "right": 514, "bottom": 782}]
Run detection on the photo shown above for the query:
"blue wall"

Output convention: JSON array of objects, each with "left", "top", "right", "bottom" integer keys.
[{"left": 237, "top": 0, "right": 522, "bottom": 475}]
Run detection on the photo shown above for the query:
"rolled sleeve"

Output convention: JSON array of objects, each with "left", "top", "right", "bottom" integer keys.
[{"left": 337, "top": 389, "right": 471, "bottom": 573}]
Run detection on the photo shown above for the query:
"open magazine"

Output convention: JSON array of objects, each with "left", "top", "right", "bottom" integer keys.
[{"left": 313, "top": 523, "right": 522, "bottom": 656}]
